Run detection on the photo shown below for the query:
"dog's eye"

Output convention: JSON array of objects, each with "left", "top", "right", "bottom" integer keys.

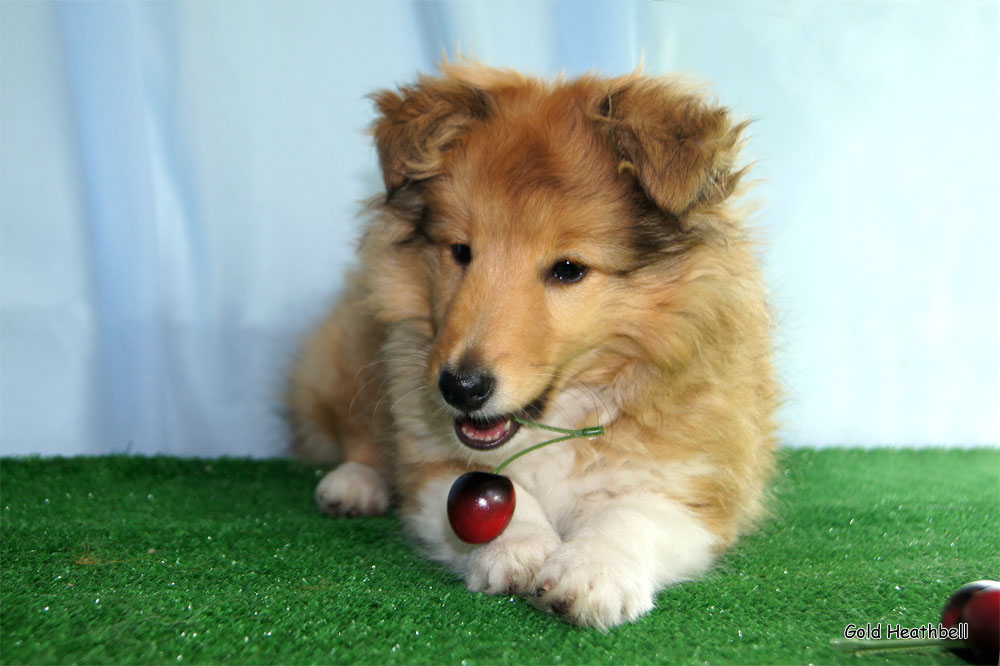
[
  {"left": 450, "top": 244, "right": 472, "bottom": 266},
  {"left": 550, "top": 260, "right": 587, "bottom": 284}
]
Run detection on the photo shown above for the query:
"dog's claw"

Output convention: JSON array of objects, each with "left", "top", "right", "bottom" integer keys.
[{"left": 550, "top": 599, "right": 570, "bottom": 616}]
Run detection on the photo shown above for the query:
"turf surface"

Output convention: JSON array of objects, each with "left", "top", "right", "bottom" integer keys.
[{"left": 1, "top": 449, "right": 997, "bottom": 665}]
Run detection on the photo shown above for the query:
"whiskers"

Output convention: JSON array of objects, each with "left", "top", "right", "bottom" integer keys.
[{"left": 351, "top": 339, "right": 434, "bottom": 421}]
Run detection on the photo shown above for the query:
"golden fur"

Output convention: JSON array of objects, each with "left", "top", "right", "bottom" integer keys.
[{"left": 287, "top": 62, "right": 779, "bottom": 627}]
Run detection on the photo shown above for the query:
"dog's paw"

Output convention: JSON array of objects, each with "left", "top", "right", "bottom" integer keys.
[
  {"left": 532, "top": 542, "right": 655, "bottom": 630},
  {"left": 315, "top": 462, "right": 390, "bottom": 517},
  {"left": 465, "top": 525, "right": 561, "bottom": 596}
]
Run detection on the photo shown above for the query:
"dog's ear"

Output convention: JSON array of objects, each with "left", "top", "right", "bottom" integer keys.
[
  {"left": 371, "top": 76, "right": 492, "bottom": 196},
  {"left": 595, "top": 78, "right": 747, "bottom": 216}
]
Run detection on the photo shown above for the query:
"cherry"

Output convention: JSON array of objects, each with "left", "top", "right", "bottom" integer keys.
[
  {"left": 447, "top": 471, "right": 515, "bottom": 544},
  {"left": 831, "top": 579, "right": 1000, "bottom": 662},
  {"left": 446, "top": 418, "right": 604, "bottom": 544},
  {"left": 942, "top": 581, "right": 1000, "bottom": 665},
  {"left": 942, "top": 580, "right": 996, "bottom": 629}
]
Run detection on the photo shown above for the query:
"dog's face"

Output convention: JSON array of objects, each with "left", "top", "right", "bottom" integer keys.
[
  {"left": 417, "top": 96, "right": 641, "bottom": 443},
  {"left": 366, "top": 64, "right": 745, "bottom": 449}
]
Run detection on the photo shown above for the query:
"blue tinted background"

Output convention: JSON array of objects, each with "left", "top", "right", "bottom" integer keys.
[{"left": 2, "top": 1, "right": 998, "bottom": 456}]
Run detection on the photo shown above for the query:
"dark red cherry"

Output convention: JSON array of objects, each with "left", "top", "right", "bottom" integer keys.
[
  {"left": 963, "top": 587, "right": 999, "bottom": 664},
  {"left": 447, "top": 471, "right": 515, "bottom": 544},
  {"left": 942, "top": 581, "right": 995, "bottom": 629},
  {"left": 941, "top": 580, "right": 1000, "bottom": 664}
]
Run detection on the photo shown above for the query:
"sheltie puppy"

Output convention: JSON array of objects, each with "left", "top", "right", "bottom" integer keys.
[{"left": 287, "top": 62, "right": 778, "bottom": 629}]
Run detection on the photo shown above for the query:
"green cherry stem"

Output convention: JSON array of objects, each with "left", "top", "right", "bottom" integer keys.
[
  {"left": 492, "top": 417, "right": 605, "bottom": 475},
  {"left": 510, "top": 416, "right": 604, "bottom": 438},
  {"left": 830, "top": 638, "right": 967, "bottom": 652}
]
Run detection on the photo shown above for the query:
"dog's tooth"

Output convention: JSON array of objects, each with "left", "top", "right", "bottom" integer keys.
[{"left": 463, "top": 424, "right": 488, "bottom": 442}]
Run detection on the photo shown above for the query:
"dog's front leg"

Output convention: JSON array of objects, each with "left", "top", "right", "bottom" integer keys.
[
  {"left": 532, "top": 488, "right": 718, "bottom": 629},
  {"left": 403, "top": 473, "right": 562, "bottom": 596}
]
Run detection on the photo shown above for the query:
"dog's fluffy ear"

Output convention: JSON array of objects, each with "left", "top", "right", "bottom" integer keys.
[
  {"left": 595, "top": 78, "right": 747, "bottom": 216},
  {"left": 371, "top": 76, "right": 492, "bottom": 196}
]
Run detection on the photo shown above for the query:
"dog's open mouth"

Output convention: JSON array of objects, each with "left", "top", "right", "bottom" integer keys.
[
  {"left": 454, "top": 415, "right": 521, "bottom": 450},
  {"left": 452, "top": 387, "right": 551, "bottom": 450}
]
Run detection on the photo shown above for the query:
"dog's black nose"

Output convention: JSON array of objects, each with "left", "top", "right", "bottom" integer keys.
[{"left": 438, "top": 367, "right": 494, "bottom": 412}]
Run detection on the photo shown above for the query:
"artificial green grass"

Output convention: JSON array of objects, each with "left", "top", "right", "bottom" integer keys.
[{"left": 1, "top": 449, "right": 997, "bottom": 665}]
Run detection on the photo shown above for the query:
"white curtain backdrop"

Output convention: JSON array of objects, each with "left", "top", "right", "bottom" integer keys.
[{"left": 2, "top": 1, "right": 998, "bottom": 456}]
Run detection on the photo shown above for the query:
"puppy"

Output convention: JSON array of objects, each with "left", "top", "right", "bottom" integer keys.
[{"left": 287, "top": 62, "right": 778, "bottom": 629}]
